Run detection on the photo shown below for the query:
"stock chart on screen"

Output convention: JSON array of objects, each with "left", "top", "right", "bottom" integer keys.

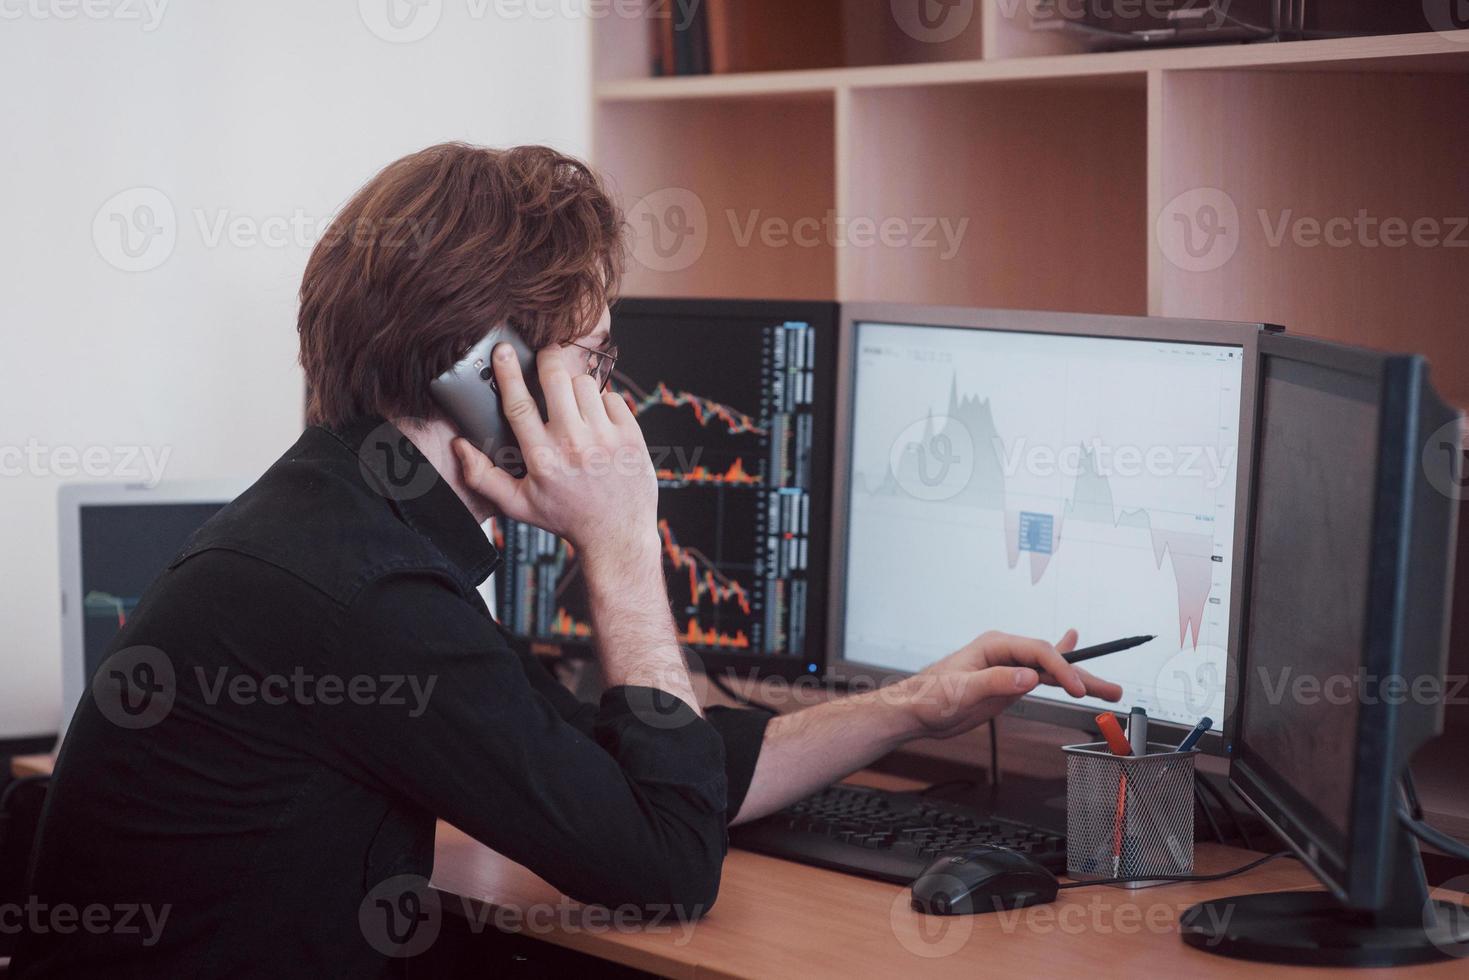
[
  {"left": 841, "top": 321, "right": 1245, "bottom": 728},
  {"left": 494, "top": 301, "right": 835, "bottom": 674}
]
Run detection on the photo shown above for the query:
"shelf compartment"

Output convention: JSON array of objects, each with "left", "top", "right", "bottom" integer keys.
[
  {"left": 838, "top": 77, "right": 1148, "bottom": 312},
  {"left": 592, "top": 0, "right": 986, "bottom": 84},
  {"left": 1151, "top": 68, "right": 1469, "bottom": 406},
  {"left": 981, "top": 1, "right": 1091, "bottom": 60},
  {"left": 595, "top": 94, "right": 837, "bottom": 301},
  {"left": 595, "top": 31, "right": 1469, "bottom": 101}
]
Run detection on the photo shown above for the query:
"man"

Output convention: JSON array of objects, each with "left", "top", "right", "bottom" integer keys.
[{"left": 16, "top": 143, "right": 1119, "bottom": 977}]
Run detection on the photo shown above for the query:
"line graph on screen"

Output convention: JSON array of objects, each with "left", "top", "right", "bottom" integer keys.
[
  {"left": 864, "top": 378, "right": 1217, "bottom": 649},
  {"left": 842, "top": 323, "right": 1244, "bottom": 727}
]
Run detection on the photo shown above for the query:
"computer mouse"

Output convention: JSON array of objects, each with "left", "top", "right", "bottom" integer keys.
[{"left": 909, "top": 845, "right": 1059, "bottom": 916}]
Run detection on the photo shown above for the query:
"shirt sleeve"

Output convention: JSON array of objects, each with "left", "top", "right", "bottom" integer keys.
[
  {"left": 495, "top": 626, "right": 600, "bottom": 734},
  {"left": 500, "top": 627, "right": 772, "bottom": 822},
  {"left": 304, "top": 572, "right": 730, "bottom": 915},
  {"left": 701, "top": 706, "right": 771, "bottom": 821}
]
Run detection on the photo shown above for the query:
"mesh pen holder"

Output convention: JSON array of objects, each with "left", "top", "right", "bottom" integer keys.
[{"left": 1064, "top": 742, "right": 1196, "bottom": 887}]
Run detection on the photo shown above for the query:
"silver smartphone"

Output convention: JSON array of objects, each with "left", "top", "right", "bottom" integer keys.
[{"left": 429, "top": 325, "right": 546, "bottom": 478}]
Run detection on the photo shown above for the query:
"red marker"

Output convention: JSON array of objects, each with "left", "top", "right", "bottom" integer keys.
[
  {"left": 1096, "top": 712, "right": 1133, "bottom": 875},
  {"left": 1096, "top": 712, "right": 1133, "bottom": 757}
]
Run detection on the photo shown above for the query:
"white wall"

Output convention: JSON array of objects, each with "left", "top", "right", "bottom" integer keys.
[{"left": 0, "top": 1, "right": 591, "bottom": 739}]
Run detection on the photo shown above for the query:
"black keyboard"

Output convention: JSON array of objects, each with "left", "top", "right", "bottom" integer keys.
[{"left": 730, "top": 784, "right": 1067, "bottom": 884}]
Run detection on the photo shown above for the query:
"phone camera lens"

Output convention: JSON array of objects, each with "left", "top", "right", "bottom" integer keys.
[{"left": 479, "top": 366, "right": 493, "bottom": 381}]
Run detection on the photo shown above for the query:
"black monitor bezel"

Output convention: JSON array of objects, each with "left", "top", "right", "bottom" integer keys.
[
  {"left": 1230, "top": 332, "right": 1442, "bottom": 910},
  {"left": 827, "top": 304, "right": 1277, "bottom": 757},
  {"left": 499, "top": 296, "right": 840, "bottom": 682}
]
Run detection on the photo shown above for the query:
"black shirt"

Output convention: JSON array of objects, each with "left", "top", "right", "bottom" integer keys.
[{"left": 16, "top": 418, "right": 770, "bottom": 978}]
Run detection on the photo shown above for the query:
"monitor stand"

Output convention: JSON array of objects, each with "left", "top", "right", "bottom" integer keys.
[{"left": 1179, "top": 826, "right": 1469, "bottom": 966}]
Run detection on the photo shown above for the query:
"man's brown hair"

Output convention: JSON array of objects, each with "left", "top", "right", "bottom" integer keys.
[{"left": 298, "top": 142, "right": 624, "bottom": 427}]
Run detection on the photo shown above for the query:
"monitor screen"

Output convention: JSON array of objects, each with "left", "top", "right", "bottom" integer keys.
[
  {"left": 840, "top": 320, "right": 1246, "bottom": 730},
  {"left": 1236, "top": 355, "right": 1379, "bottom": 855},
  {"left": 495, "top": 300, "right": 836, "bottom": 675},
  {"left": 78, "top": 502, "right": 224, "bottom": 683}
]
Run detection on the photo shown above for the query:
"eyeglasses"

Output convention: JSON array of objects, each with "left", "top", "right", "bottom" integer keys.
[{"left": 569, "top": 340, "right": 619, "bottom": 392}]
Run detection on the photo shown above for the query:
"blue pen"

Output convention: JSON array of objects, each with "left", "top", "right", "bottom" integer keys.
[{"left": 1175, "top": 717, "right": 1212, "bottom": 752}]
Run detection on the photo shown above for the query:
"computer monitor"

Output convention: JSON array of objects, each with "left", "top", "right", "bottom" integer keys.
[
  {"left": 57, "top": 481, "right": 243, "bottom": 742},
  {"left": 830, "top": 305, "right": 1277, "bottom": 752},
  {"left": 1182, "top": 333, "right": 1468, "bottom": 965},
  {"left": 494, "top": 298, "right": 838, "bottom": 680}
]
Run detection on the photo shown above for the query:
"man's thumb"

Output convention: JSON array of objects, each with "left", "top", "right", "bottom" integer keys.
[
  {"left": 967, "top": 666, "right": 1037, "bottom": 700},
  {"left": 1009, "top": 667, "right": 1039, "bottom": 693}
]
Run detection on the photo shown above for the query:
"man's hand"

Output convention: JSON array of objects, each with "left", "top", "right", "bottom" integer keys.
[
  {"left": 453, "top": 344, "right": 658, "bottom": 563},
  {"left": 732, "top": 630, "right": 1125, "bottom": 824},
  {"left": 454, "top": 342, "right": 693, "bottom": 705},
  {"left": 904, "top": 630, "right": 1124, "bottom": 740}
]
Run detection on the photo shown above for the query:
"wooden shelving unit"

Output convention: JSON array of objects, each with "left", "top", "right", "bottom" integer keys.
[
  {"left": 592, "top": 11, "right": 1469, "bottom": 404},
  {"left": 590, "top": 4, "right": 1469, "bottom": 811}
]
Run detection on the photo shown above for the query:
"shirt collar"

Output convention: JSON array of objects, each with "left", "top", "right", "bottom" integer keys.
[{"left": 329, "top": 415, "right": 501, "bottom": 590}]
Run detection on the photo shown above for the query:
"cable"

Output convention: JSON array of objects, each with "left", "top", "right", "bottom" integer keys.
[
  {"left": 0, "top": 773, "right": 50, "bottom": 814},
  {"left": 1196, "top": 776, "right": 1253, "bottom": 850},
  {"left": 1403, "top": 770, "right": 1425, "bottom": 823},
  {"left": 1397, "top": 767, "right": 1469, "bottom": 860},
  {"left": 1227, "top": 781, "right": 1268, "bottom": 852},
  {"left": 1057, "top": 850, "right": 1294, "bottom": 890},
  {"left": 1400, "top": 806, "right": 1469, "bottom": 862},
  {"left": 0, "top": 774, "right": 51, "bottom": 857}
]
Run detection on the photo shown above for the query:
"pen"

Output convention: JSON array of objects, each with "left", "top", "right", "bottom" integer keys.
[
  {"left": 1063, "top": 635, "right": 1155, "bottom": 666},
  {"left": 1111, "top": 776, "right": 1127, "bottom": 876},
  {"left": 1175, "top": 716, "right": 1212, "bottom": 753},
  {"left": 1128, "top": 707, "right": 1149, "bottom": 757},
  {"left": 1095, "top": 713, "right": 1133, "bottom": 877},
  {"left": 1095, "top": 712, "right": 1133, "bottom": 757}
]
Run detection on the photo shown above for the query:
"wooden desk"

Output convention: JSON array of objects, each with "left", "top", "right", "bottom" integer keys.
[
  {"left": 430, "top": 771, "right": 1468, "bottom": 979},
  {"left": 13, "top": 756, "right": 1466, "bottom": 977}
]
